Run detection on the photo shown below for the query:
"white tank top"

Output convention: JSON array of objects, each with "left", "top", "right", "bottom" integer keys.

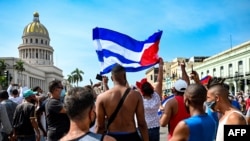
[{"left": 215, "top": 110, "right": 246, "bottom": 141}]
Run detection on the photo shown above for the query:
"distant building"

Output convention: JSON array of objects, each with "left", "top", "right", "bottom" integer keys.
[
  {"left": 187, "top": 41, "right": 250, "bottom": 94},
  {"left": 0, "top": 12, "right": 63, "bottom": 93},
  {"left": 145, "top": 61, "right": 172, "bottom": 94}
]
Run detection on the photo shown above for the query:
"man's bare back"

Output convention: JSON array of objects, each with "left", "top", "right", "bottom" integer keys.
[
  {"left": 96, "top": 85, "right": 145, "bottom": 132},
  {"left": 95, "top": 64, "right": 149, "bottom": 141}
]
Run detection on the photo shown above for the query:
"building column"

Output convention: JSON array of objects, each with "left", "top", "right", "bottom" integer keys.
[
  {"left": 233, "top": 81, "right": 237, "bottom": 94},
  {"left": 244, "top": 79, "right": 249, "bottom": 92}
]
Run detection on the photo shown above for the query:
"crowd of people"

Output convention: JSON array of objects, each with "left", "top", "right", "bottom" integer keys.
[{"left": 1, "top": 57, "right": 250, "bottom": 141}]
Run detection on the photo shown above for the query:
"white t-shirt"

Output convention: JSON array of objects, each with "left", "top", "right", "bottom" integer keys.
[{"left": 143, "top": 92, "right": 161, "bottom": 129}]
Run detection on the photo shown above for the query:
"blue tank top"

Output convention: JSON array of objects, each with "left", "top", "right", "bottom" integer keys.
[
  {"left": 184, "top": 114, "right": 216, "bottom": 141},
  {"left": 73, "top": 132, "right": 104, "bottom": 141}
]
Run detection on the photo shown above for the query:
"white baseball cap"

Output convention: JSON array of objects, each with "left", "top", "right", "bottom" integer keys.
[{"left": 174, "top": 79, "right": 187, "bottom": 92}]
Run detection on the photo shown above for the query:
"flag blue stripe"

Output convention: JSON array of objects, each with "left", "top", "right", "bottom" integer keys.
[
  {"left": 93, "top": 27, "right": 162, "bottom": 52},
  {"left": 100, "top": 63, "right": 157, "bottom": 75},
  {"left": 96, "top": 49, "right": 139, "bottom": 64}
]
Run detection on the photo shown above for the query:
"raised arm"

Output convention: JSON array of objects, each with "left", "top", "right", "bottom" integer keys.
[
  {"left": 102, "top": 76, "right": 109, "bottom": 92},
  {"left": 155, "top": 58, "right": 164, "bottom": 100},
  {"left": 180, "top": 60, "right": 190, "bottom": 85}
]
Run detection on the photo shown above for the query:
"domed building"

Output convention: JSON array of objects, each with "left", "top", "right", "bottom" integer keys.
[{"left": 0, "top": 12, "right": 63, "bottom": 93}]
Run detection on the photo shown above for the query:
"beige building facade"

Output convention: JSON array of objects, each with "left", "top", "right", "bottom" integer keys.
[{"left": 145, "top": 41, "right": 250, "bottom": 95}]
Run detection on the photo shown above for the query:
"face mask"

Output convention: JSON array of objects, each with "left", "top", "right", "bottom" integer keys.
[
  {"left": 60, "top": 88, "right": 66, "bottom": 97},
  {"left": 90, "top": 111, "right": 96, "bottom": 128},
  {"left": 205, "top": 101, "right": 216, "bottom": 110}
]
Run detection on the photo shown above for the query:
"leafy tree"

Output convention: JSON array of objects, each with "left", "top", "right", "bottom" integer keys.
[
  {"left": 71, "top": 68, "right": 84, "bottom": 86},
  {"left": 67, "top": 74, "right": 74, "bottom": 84},
  {"left": 0, "top": 59, "right": 9, "bottom": 76},
  {"left": 13, "top": 60, "right": 25, "bottom": 83},
  {"left": 0, "top": 59, "right": 10, "bottom": 89}
]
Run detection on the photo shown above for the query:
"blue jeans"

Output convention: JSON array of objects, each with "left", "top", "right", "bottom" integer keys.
[{"left": 148, "top": 127, "right": 160, "bottom": 141}]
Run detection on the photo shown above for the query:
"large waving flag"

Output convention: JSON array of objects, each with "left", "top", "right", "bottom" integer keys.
[{"left": 93, "top": 27, "right": 163, "bottom": 75}]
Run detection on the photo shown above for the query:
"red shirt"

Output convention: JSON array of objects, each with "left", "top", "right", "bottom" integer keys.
[
  {"left": 168, "top": 95, "right": 190, "bottom": 139},
  {"left": 246, "top": 98, "right": 250, "bottom": 110}
]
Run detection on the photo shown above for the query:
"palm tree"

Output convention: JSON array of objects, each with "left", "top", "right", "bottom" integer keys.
[
  {"left": 67, "top": 74, "right": 74, "bottom": 85},
  {"left": 0, "top": 59, "right": 9, "bottom": 76},
  {"left": 13, "top": 60, "right": 25, "bottom": 84},
  {"left": 71, "top": 68, "right": 84, "bottom": 86}
]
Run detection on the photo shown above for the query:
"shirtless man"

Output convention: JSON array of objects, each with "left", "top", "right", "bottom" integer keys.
[
  {"left": 206, "top": 77, "right": 247, "bottom": 141},
  {"left": 95, "top": 64, "right": 149, "bottom": 141}
]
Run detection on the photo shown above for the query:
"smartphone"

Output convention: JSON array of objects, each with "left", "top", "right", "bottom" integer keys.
[{"left": 96, "top": 74, "right": 102, "bottom": 81}]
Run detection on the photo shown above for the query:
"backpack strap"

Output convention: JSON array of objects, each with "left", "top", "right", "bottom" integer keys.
[{"left": 105, "top": 88, "right": 131, "bottom": 132}]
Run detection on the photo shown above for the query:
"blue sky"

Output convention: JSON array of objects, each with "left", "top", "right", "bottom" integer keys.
[{"left": 0, "top": 0, "right": 250, "bottom": 86}]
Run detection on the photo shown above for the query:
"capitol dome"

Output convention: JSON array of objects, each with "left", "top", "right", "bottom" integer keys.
[{"left": 23, "top": 12, "right": 49, "bottom": 37}]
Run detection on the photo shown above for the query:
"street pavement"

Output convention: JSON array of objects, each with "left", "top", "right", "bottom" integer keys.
[{"left": 160, "top": 126, "right": 168, "bottom": 141}]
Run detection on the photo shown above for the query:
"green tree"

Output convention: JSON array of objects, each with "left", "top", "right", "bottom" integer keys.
[
  {"left": 71, "top": 68, "right": 84, "bottom": 86},
  {"left": 0, "top": 59, "right": 9, "bottom": 76},
  {"left": 67, "top": 74, "right": 74, "bottom": 85},
  {"left": 13, "top": 60, "right": 25, "bottom": 84},
  {"left": 0, "top": 59, "right": 9, "bottom": 88}
]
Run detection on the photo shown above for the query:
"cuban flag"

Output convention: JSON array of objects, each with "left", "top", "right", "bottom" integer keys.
[
  {"left": 158, "top": 94, "right": 174, "bottom": 116},
  {"left": 93, "top": 27, "right": 163, "bottom": 75},
  {"left": 200, "top": 75, "right": 212, "bottom": 85}
]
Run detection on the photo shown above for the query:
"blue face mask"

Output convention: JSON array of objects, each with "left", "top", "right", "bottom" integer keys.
[
  {"left": 60, "top": 88, "right": 66, "bottom": 97},
  {"left": 205, "top": 101, "right": 216, "bottom": 110}
]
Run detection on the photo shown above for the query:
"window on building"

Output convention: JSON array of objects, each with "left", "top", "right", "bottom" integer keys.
[
  {"left": 238, "top": 61, "right": 243, "bottom": 76},
  {"left": 229, "top": 64, "right": 233, "bottom": 77},
  {"left": 26, "top": 39, "right": 28, "bottom": 43},
  {"left": 36, "top": 39, "right": 38, "bottom": 43},
  {"left": 41, "top": 39, "right": 43, "bottom": 44},
  {"left": 201, "top": 72, "right": 203, "bottom": 78},
  {"left": 45, "top": 40, "right": 47, "bottom": 45},
  {"left": 220, "top": 66, "right": 224, "bottom": 77},
  {"left": 207, "top": 70, "right": 209, "bottom": 75},
  {"left": 150, "top": 75, "right": 153, "bottom": 80},
  {"left": 213, "top": 68, "right": 216, "bottom": 77},
  {"left": 30, "top": 38, "right": 33, "bottom": 43}
]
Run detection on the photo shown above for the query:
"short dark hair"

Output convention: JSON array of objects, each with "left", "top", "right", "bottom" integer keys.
[
  {"left": 207, "top": 77, "right": 226, "bottom": 89},
  {"left": 64, "top": 87, "right": 95, "bottom": 120},
  {"left": 12, "top": 89, "right": 18, "bottom": 95},
  {"left": 0, "top": 90, "right": 9, "bottom": 99},
  {"left": 49, "top": 80, "right": 61, "bottom": 93},
  {"left": 207, "top": 77, "right": 229, "bottom": 97},
  {"left": 141, "top": 82, "right": 154, "bottom": 96},
  {"left": 111, "top": 63, "right": 125, "bottom": 74},
  {"left": 33, "top": 86, "right": 40, "bottom": 92},
  {"left": 111, "top": 64, "right": 126, "bottom": 83},
  {"left": 185, "top": 84, "right": 207, "bottom": 105}
]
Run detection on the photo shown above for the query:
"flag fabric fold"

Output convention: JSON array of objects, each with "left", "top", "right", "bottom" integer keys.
[{"left": 93, "top": 27, "right": 163, "bottom": 75}]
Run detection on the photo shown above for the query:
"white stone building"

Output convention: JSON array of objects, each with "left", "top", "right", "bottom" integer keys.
[
  {"left": 0, "top": 12, "right": 63, "bottom": 93},
  {"left": 190, "top": 41, "right": 250, "bottom": 94}
]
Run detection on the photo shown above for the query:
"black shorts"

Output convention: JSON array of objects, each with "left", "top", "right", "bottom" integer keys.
[{"left": 107, "top": 131, "right": 142, "bottom": 141}]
